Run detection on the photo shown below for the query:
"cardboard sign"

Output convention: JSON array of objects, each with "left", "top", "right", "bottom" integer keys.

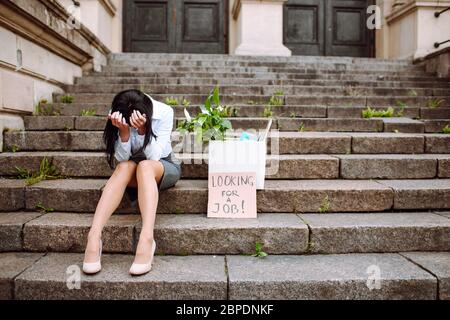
[{"left": 207, "top": 172, "right": 257, "bottom": 219}]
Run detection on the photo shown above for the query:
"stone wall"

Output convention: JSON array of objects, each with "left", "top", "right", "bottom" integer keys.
[
  {"left": 0, "top": 0, "right": 113, "bottom": 140},
  {"left": 380, "top": 0, "right": 450, "bottom": 60}
]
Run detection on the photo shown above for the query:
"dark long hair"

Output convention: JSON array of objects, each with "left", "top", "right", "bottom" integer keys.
[{"left": 104, "top": 89, "right": 156, "bottom": 169}]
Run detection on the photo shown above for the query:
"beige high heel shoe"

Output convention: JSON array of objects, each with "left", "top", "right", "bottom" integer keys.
[
  {"left": 82, "top": 239, "right": 102, "bottom": 275},
  {"left": 129, "top": 240, "right": 156, "bottom": 276}
]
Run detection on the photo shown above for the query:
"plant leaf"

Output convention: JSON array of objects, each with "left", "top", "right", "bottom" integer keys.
[
  {"left": 200, "top": 105, "right": 209, "bottom": 114},
  {"left": 183, "top": 108, "right": 192, "bottom": 122},
  {"left": 222, "top": 119, "right": 232, "bottom": 129},
  {"left": 212, "top": 87, "right": 220, "bottom": 105},
  {"left": 204, "top": 96, "right": 212, "bottom": 111},
  {"left": 258, "top": 252, "right": 268, "bottom": 258}
]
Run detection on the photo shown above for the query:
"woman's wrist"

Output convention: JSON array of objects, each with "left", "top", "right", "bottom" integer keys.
[
  {"left": 137, "top": 128, "right": 146, "bottom": 136},
  {"left": 119, "top": 128, "right": 130, "bottom": 142}
]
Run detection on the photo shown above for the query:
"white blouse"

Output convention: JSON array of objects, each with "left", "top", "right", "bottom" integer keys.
[{"left": 114, "top": 94, "right": 174, "bottom": 162}]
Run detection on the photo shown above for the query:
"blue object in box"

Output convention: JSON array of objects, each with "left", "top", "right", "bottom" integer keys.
[{"left": 240, "top": 132, "right": 252, "bottom": 141}]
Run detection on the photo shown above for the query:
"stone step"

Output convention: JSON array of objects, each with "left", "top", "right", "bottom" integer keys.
[
  {"left": 25, "top": 115, "right": 392, "bottom": 133},
  {"left": 74, "top": 76, "right": 450, "bottom": 88},
  {"left": 83, "top": 71, "right": 450, "bottom": 83},
  {"left": 1, "top": 178, "right": 450, "bottom": 213},
  {"left": 109, "top": 53, "right": 413, "bottom": 64},
  {"left": 107, "top": 57, "right": 419, "bottom": 68},
  {"left": 424, "top": 120, "right": 450, "bottom": 133},
  {"left": 4, "top": 131, "right": 449, "bottom": 154},
  {"left": 49, "top": 103, "right": 450, "bottom": 123},
  {"left": 3, "top": 251, "right": 447, "bottom": 299},
  {"left": 22, "top": 114, "right": 449, "bottom": 135},
  {"left": 379, "top": 118, "right": 425, "bottom": 133},
  {"left": 420, "top": 108, "right": 450, "bottom": 120},
  {"left": 100, "top": 65, "right": 429, "bottom": 76},
  {"left": 107, "top": 61, "right": 426, "bottom": 74},
  {"left": 52, "top": 93, "right": 450, "bottom": 107},
  {"left": 1, "top": 211, "right": 447, "bottom": 255},
  {"left": 41, "top": 104, "right": 330, "bottom": 118},
  {"left": 63, "top": 84, "right": 449, "bottom": 97},
  {"left": 48, "top": 103, "right": 433, "bottom": 119},
  {"left": 2, "top": 152, "right": 449, "bottom": 179},
  {"left": 10, "top": 209, "right": 450, "bottom": 253}
]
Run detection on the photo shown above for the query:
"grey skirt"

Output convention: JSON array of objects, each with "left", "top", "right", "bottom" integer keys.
[{"left": 125, "top": 151, "right": 181, "bottom": 202}]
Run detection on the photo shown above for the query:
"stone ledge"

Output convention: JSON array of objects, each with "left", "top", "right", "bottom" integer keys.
[{"left": 0, "top": 0, "right": 110, "bottom": 70}]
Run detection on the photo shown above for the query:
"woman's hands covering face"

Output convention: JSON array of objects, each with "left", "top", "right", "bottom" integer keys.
[
  {"left": 129, "top": 110, "right": 147, "bottom": 135},
  {"left": 108, "top": 111, "right": 131, "bottom": 142},
  {"left": 108, "top": 111, "right": 129, "bottom": 132}
]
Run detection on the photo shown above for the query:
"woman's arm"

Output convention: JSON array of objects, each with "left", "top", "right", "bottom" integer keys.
[
  {"left": 135, "top": 108, "right": 173, "bottom": 161},
  {"left": 108, "top": 111, "right": 132, "bottom": 162},
  {"left": 114, "top": 130, "right": 132, "bottom": 162}
]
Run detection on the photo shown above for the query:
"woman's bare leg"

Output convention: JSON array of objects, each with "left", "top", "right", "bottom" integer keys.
[
  {"left": 84, "top": 161, "right": 138, "bottom": 263},
  {"left": 133, "top": 160, "right": 164, "bottom": 264}
]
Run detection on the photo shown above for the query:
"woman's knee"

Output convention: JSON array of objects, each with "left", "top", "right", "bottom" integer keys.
[
  {"left": 137, "top": 160, "right": 162, "bottom": 178},
  {"left": 115, "top": 161, "right": 137, "bottom": 174}
]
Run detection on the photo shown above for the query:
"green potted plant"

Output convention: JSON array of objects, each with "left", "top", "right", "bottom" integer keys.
[{"left": 177, "top": 87, "right": 232, "bottom": 145}]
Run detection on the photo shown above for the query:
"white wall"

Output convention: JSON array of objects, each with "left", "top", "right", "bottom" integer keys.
[
  {"left": 0, "top": 25, "right": 78, "bottom": 113},
  {"left": 57, "top": 0, "right": 123, "bottom": 52}
]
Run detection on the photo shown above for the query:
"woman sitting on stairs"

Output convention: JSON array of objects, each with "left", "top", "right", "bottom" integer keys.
[{"left": 82, "top": 89, "right": 181, "bottom": 276}]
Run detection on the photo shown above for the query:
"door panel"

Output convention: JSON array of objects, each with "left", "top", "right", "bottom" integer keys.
[
  {"left": 283, "top": 0, "right": 324, "bottom": 55},
  {"left": 177, "top": 0, "right": 226, "bottom": 53},
  {"left": 284, "top": 0, "right": 374, "bottom": 57},
  {"left": 326, "top": 0, "right": 371, "bottom": 57},
  {"left": 124, "top": 0, "right": 173, "bottom": 52},
  {"left": 124, "top": 0, "right": 227, "bottom": 53}
]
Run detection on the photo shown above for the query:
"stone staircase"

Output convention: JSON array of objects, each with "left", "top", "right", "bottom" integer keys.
[{"left": 1, "top": 54, "right": 450, "bottom": 300}]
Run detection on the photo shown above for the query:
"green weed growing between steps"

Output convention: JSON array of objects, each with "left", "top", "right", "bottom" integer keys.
[
  {"left": 251, "top": 242, "right": 268, "bottom": 258},
  {"left": 263, "top": 90, "right": 285, "bottom": 118},
  {"left": 177, "top": 87, "right": 232, "bottom": 143},
  {"left": 60, "top": 95, "right": 74, "bottom": 104},
  {"left": 3, "top": 144, "right": 19, "bottom": 153},
  {"left": 165, "top": 97, "right": 191, "bottom": 107},
  {"left": 298, "top": 123, "right": 307, "bottom": 132},
  {"left": 428, "top": 98, "right": 445, "bottom": 109},
  {"left": 318, "top": 195, "right": 330, "bottom": 213},
  {"left": 80, "top": 109, "right": 97, "bottom": 116},
  {"left": 36, "top": 99, "right": 61, "bottom": 116},
  {"left": 35, "top": 201, "right": 54, "bottom": 213},
  {"left": 165, "top": 96, "right": 180, "bottom": 106},
  {"left": 443, "top": 125, "right": 450, "bottom": 134},
  {"left": 362, "top": 107, "right": 395, "bottom": 118},
  {"left": 15, "top": 157, "right": 64, "bottom": 186}
]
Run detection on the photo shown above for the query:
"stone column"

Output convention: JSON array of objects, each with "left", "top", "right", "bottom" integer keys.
[{"left": 231, "top": 0, "right": 291, "bottom": 56}]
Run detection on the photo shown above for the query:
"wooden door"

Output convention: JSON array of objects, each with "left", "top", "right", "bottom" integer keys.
[
  {"left": 284, "top": 0, "right": 374, "bottom": 57},
  {"left": 124, "top": 0, "right": 227, "bottom": 53}
]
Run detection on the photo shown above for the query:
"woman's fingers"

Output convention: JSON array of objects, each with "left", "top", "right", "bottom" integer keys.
[
  {"left": 136, "top": 110, "right": 147, "bottom": 121},
  {"left": 130, "top": 115, "right": 138, "bottom": 129},
  {"left": 109, "top": 110, "right": 146, "bottom": 130},
  {"left": 109, "top": 112, "right": 129, "bottom": 130},
  {"left": 133, "top": 110, "right": 147, "bottom": 127},
  {"left": 130, "top": 111, "right": 139, "bottom": 129}
]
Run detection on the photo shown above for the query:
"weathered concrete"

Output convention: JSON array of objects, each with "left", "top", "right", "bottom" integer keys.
[
  {"left": 0, "top": 179, "right": 26, "bottom": 211},
  {"left": 377, "top": 179, "right": 450, "bottom": 210},
  {"left": 140, "top": 214, "right": 308, "bottom": 255},
  {"left": 0, "top": 252, "right": 43, "bottom": 300},
  {"left": 302, "top": 212, "right": 450, "bottom": 253},
  {"left": 227, "top": 254, "right": 436, "bottom": 299},
  {"left": 0, "top": 212, "right": 42, "bottom": 251},
  {"left": 23, "top": 213, "right": 140, "bottom": 253},
  {"left": 401, "top": 252, "right": 450, "bottom": 300},
  {"left": 15, "top": 253, "right": 227, "bottom": 300},
  {"left": 338, "top": 154, "right": 438, "bottom": 179}
]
